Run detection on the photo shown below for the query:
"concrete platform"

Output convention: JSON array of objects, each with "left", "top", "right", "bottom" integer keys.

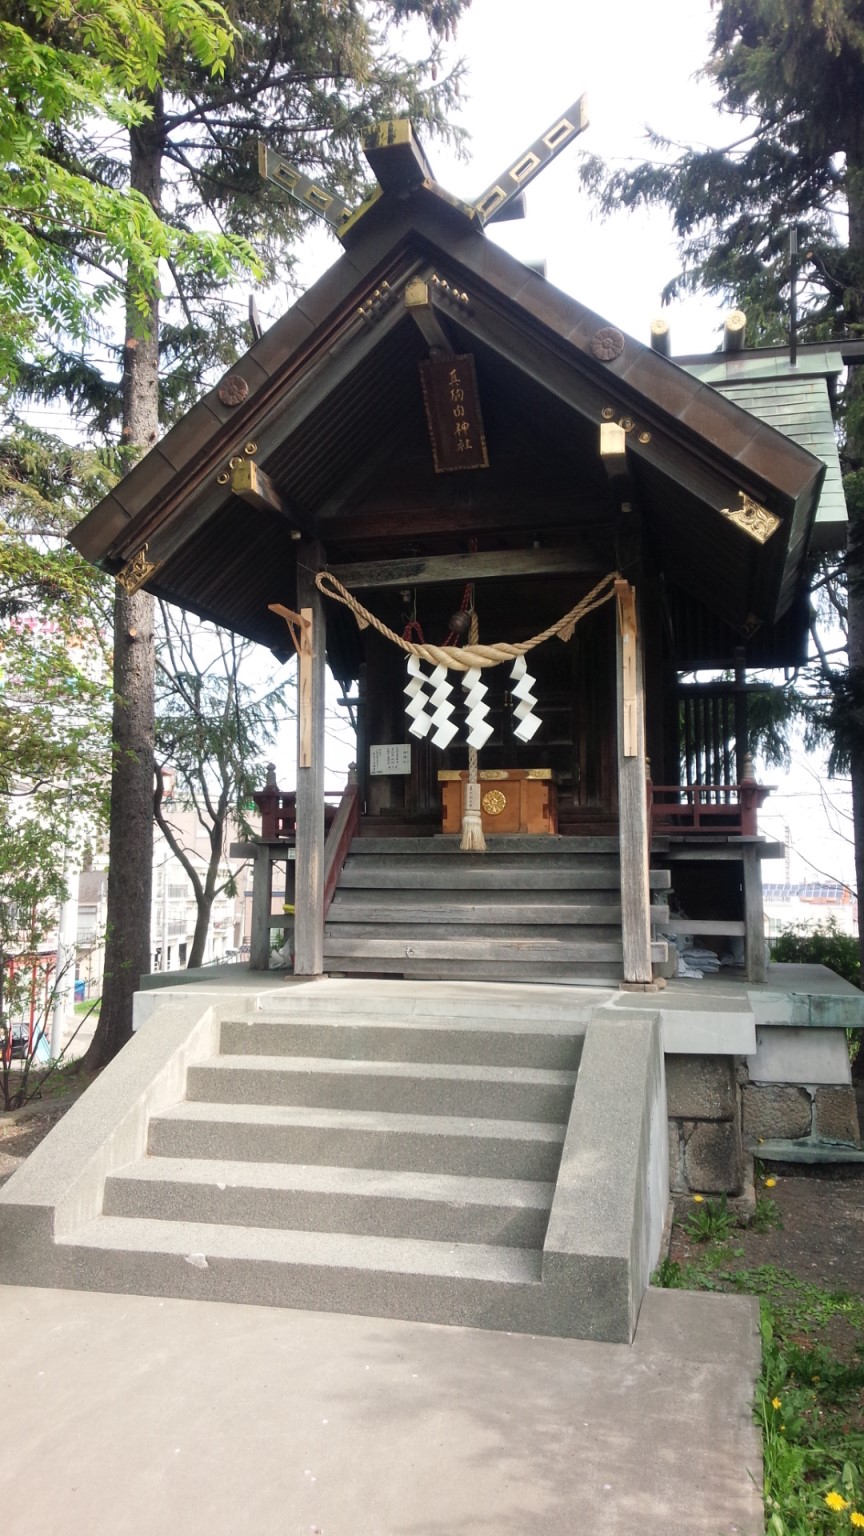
[
  {"left": 132, "top": 962, "right": 864, "bottom": 1058},
  {"left": 0, "top": 1283, "right": 763, "bottom": 1536}
]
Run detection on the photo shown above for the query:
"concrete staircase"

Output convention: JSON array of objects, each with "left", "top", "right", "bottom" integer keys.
[
  {"left": 325, "top": 836, "right": 671, "bottom": 982},
  {"left": 60, "top": 993, "right": 585, "bottom": 1332},
  {"left": 0, "top": 982, "right": 668, "bottom": 1341}
]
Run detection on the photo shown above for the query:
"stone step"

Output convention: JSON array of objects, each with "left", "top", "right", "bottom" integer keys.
[
  {"left": 55, "top": 1216, "right": 549, "bottom": 1333},
  {"left": 186, "top": 1056, "right": 576, "bottom": 1123},
  {"left": 253, "top": 981, "right": 609, "bottom": 1022},
  {"left": 219, "top": 1016, "right": 585, "bottom": 1069},
  {"left": 104, "top": 1158, "right": 554, "bottom": 1247},
  {"left": 148, "top": 1102, "right": 566, "bottom": 1180}
]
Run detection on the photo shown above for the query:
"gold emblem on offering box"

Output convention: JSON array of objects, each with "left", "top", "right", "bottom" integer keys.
[{"left": 481, "top": 789, "right": 507, "bottom": 816}]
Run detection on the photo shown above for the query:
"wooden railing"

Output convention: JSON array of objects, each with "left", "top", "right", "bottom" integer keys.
[
  {"left": 252, "top": 784, "right": 341, "bottom": 839},
  {"left": 649, "top": 780, "right": 772, "bottom": 837},
  {"left": 322, "top": 774, "right": 360, "bottom": 918}
]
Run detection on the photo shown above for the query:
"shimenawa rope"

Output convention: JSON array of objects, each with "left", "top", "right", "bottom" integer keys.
[{"left": 314, "top": 570, "right": 620, "bottom": 671}]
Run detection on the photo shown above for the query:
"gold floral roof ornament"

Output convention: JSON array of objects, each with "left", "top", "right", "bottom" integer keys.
[
  {"left": 115, "top": 543, "right": 161, "bottom": 595},
  {"left": 719, "top": 491, "right": 781, "bottom": 545}
]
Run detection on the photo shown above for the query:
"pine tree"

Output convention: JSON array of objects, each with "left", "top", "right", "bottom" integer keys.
[
  {"left": 5, "top": 0, "right": 473, "bottom": 1069},
  {"left": 581, "top": 1, "right": 864, "bottom": 1042}
]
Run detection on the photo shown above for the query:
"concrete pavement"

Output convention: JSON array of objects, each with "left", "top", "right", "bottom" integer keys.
[{"left": 0, "top": 1283, "right": 763, "bottom": 1536}]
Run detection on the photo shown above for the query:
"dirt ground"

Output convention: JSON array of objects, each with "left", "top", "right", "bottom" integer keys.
[
  {"left": 670, "top": 1172, "right": 864, "bottom": 1295},
  {"left": 0, "top": 1096, "right": 80, "bottom": 1190}
]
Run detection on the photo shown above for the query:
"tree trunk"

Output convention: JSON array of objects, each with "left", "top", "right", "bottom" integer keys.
[
  {"left": 83, "top": 100, "right": 163, "bottom": 1072},
  {"left": 843, "top": 150, "right": 864, "bottom": 1081},
  {"left": 186, "top": 821, "right": 226, "bottom": 970}
]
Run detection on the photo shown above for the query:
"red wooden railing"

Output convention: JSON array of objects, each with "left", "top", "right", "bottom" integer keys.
[
  {"left": 252, "top": 784, "right": 341, "bottom": 840},
  {"left": 322, "top": 775, "right": 360, "bottom": 917},
  {"left": 649, "top": 779, "right": 772, "bottom": 837}
]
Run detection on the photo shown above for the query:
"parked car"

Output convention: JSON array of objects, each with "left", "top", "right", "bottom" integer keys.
[{"left": 3, "top": 1023, "right": 51, "bottom": 1066}]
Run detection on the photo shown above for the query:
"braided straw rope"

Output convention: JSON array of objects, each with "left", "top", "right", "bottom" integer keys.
[{"left": 315, "top": 570, "right": 620, "bottom": 672}]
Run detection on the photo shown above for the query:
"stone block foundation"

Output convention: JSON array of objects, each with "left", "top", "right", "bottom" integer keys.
[{"left": 666, "top": 1055, "right": 743, "bottom": 1196}]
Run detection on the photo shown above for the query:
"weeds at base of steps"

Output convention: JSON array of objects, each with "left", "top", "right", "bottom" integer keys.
[{"left": 653, "top": 1202, "right": 864, "bottom": 1536}]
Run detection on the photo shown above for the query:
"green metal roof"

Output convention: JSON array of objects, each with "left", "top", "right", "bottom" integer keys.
[{"left": 681, "top": 350, "right": 846, "bottom": 550}]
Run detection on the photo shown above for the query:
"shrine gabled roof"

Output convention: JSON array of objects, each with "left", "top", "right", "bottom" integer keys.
[{"left": 70, "top": 176, "right": 826, "bottom": 660}]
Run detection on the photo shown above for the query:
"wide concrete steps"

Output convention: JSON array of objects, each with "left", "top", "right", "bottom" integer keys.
[
  {"left": 147, "top": 1101, "right": 566, "bottom": 1179},
  {"left": 325, "top": 838, "right": 669, "bottom": 982},
  {"left": 186, "top": 1056, "right": 576, "bottom": 1122},
  {"left": 104, "top": 1158, "right": 554, "bottom": 1246},
  {"left": 58, "top": 997, "right": 586, "bottom": 1334},
  {"left": 56, "top": 1217, "right": 547, "bottom": 1331},
  {"left": 219, "top": 1014, "right": 583, "bottom": 1068}
]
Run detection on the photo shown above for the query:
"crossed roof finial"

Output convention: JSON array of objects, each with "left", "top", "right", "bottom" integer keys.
[{"left": 258, "top": 93, "right": 588, "bottom": 241}]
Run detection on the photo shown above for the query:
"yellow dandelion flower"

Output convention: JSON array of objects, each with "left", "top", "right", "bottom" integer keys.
[
  {"left": 850, "top": 1513, "right": 864, "bottom": 1529},
  {"left": 780, "top": 1425, "right": 785, "bottom": 1433},
  {"left": 764, "top": 1177, "right": 777, "bottom": 1188},
  {"left": 692, "top": 1194, "right": 704, "bottom": 1203},
  {"left": 824, "top": 1492, "right": 849, "bottom": 1512},
  {"left": 771, "top": 1396, "right": 782, "bottom": 1409}
]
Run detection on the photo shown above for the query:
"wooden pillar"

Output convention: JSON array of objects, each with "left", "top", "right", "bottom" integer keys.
[
  {"left": 742, "top": 843, "right": 767, "bottom": 983},
  {"left": 733, "top": 647, "right": 749, "bottom": 781},
  {"left": 615, "top": 579, "right": 653, "bottom": 985},
  {"left": 249, "top": 843, "right": 274, "bottom": 971},
  {"left": 294, "top": 540, "right": 327, "bottom": 977}
]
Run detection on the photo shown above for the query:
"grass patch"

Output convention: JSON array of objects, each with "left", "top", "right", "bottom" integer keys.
[
  {"left": 684, "top": 1193, "right": 734, "bottom": 1243},
  {"left": 28, "top": 1059, "right": 95, "bottom": 1101},
  {"left": 653, "top": 1242, "right": 864, "bottom": 1534}
]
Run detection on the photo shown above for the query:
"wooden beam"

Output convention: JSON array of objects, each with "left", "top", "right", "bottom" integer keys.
[
  {"left": 249, "top": 843, "right": 275, "bottom": 971},
  {"left": 230, "top": 459, "right": 306, "bottom": 539},
  {"left": 258, "top": 142, "right": 355, "bottom": 232},
  {"left": 616, "top": 579, "right": 653, "bottom": 984},
  {"left": 363, "top": 119, "right": 436, "bottom": 192},
  {"left": 474, "top": 94, "right": 589, "bottom": 225},
  {"left": 649, "top": 317, "right": 671, "bottom": 356},
  {"left": 404, "top": 278, "right": 454, "bottom": 353},
  {"left": 320, "top": 495, "right": 610, "bottom": 544},
  {"left": 329, "top": 545, "right": 603, "bottom": 590},
  {"left": 600, "top": 422, "right": 629, "bottom": 501},
  {"left": 294, "top": 539, "right": 327, "bottom": 978},
  {"left": 723, "top": 310, "right": 747, "bottom": 352}
]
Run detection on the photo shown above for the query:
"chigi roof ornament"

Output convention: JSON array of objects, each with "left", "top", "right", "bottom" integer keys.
[{"left": 257, "top": 93, "right": 589, "bottom": 241}]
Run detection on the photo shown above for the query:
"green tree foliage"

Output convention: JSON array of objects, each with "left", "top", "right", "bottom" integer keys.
[
  {"left": 6, "top": 0, "right": 471, "bottom": 424},
  {"left": 0, "top": 421, "right": 114, "bottom": 819},
  {"left": 581, "top": 3, "right": 864, "bottom": 1078},
  {"left": 0, "top": 0, "right": 253, "bottom": 389},
  {"left": 5, "top": 0, "right": 474, "bottom": 1070},
  {"left": 770, "top": 915, "right": 860, "bottom": 988},
  {"left": 579, "top": 0, "right": 864, "bottom": 346}
]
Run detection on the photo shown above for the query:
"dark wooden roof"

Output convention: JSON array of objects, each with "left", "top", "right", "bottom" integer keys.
[{"left": 70, "top": 178, "right": 826, "bottom": 671}]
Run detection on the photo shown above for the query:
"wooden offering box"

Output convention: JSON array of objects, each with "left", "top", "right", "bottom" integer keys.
[{"left": 438, "top": 769, "right": 558, "bottom": 836}]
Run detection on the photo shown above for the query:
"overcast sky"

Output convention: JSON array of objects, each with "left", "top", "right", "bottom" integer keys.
[{"left": 296, "top": 0, "right": 729, "bottom": 351}]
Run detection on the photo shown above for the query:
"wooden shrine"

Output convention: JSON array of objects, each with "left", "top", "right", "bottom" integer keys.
[
  {"left": 438, "top": 770, "right": 558, "bottom": 837},
  {"left": 70, "top": 112, "right": 847, "bottom": 991}
]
